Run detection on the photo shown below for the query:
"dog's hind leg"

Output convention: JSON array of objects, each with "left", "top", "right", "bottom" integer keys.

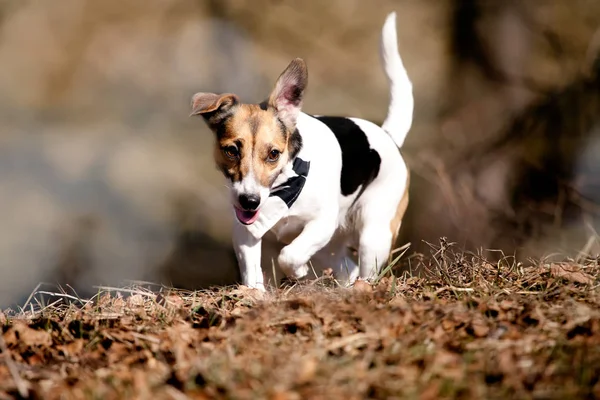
[
  {"left": 357, "top": 224, "right": 393, "bottom": 281},
  {"left": 355, "top": 167, "right": 409, "bottom": 281},
  {"left": 355, "top": 194, "right": 398, "bottom": 280}
]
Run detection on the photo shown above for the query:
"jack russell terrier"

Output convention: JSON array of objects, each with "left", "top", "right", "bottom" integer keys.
[{"left": 190, "top": 12, "right": 413, "bottom": 291}]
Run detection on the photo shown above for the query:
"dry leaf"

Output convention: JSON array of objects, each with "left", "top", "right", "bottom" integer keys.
[
  {"left": 550, "top": 264, "right": 594, "bottom": 285},
  {"left": 11, "top": 322, "right": 52, "bottom": 347},
  {"left": 128, "top": 294, "right": 145, "bottom": 307},
  {"left": 442, "top": 319, "right": 454, "bottom": 331},
  {"left": 296, "top": 358, "right": 317, "bottom": 384},
  {"left": 107, "top": 342, "right": 130, "bottom": 365},
  {"left": 389, "top": 296, "right": 408, "bottom": 308},
  {"left": 232, "top": 286, "right": 266, "bottom": 301},
  {"left": 112, "top": 295, "right": 126, "bottom": 310},
  {"left": 97, "top": 292, "right": 112, "bottom": 307},
  {"left": 434, "top": 350, "right": 463, "bottom": 380},
  {"left": 165, "top": 295, "right": 185, "bottom": 307},
  {"left": 489, "top": 325, "right": 509, "bottom": 340},
  {"left": 500, "top": 300, "right": 516, "bottom": 311},
  {"left": 57, "top": 339, "right": 85, "bottom": 358},
  {"left": 432, "top": 325, "right": 446, "bottom": 341},
  {"left": 452, "top": 311, "right": 470, "bottom": 325},
  {"left": 375, "top": 277, "right": 393, "bottom": 294},
  {"left": 353, "top": 280, "right": 373, "bottom": 294},
  {"left": 419, "top": 381, "right": 440, "bottom": 400},
  {"left": 271, "top": 391, "right": 300, "bottom": 400},
  {"left": 498, "top": 349, "right": 514, "bottom": 373},
  {"left": 470, "top": 319, "right": 490, "bottom": 338}
]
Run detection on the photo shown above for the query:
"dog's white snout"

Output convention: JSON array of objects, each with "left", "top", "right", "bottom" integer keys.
[{"left": 232, "top": 170, "right": 270, "bottom": 209}]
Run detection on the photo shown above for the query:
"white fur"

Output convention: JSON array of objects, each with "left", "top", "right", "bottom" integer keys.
[
  {"left": 231, "top": 168, "right": 270, "bottom": 209},
  {"left": 380, "top": 12, "right": 414, "bottom": 148},
  {"left": 233, "top": 12, "right": 413, "bottom": 290}
]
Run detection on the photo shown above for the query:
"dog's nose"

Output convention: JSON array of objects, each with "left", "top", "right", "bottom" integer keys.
[{"left": 239, "top": 194, "right": 261, "bottom": 211}]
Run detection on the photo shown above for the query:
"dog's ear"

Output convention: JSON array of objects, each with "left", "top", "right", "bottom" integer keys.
[
  {"left": 268, "top": 58, "right": 308, "bottom": 130},
  {"left": 190, "top": 92, "right": 239, "bottom": 123}
]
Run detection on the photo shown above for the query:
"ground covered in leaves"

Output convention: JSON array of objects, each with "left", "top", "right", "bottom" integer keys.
[{"left": 2, "top": 243, "right": 600, "bottom": 399}]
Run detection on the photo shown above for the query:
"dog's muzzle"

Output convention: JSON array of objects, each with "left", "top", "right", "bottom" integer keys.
[{"left": 235, "top": 194, "right": 261, "bottom": 225}]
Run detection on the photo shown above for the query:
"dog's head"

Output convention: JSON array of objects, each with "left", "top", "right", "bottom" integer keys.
[{"left": 191, "top": 59, "right": 308, "bottom": 225}]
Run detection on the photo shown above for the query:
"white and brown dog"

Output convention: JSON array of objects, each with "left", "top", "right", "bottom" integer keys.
[{"left": 190, "top": 12, "right": 413, "bottom": 291}]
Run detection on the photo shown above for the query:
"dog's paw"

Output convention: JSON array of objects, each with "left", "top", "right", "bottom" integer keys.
[
  {"left": 235, "top": 285, "right": 267, "bottom": 303},
  {"left": 290, "top": 264, "right": 310, "bottom": 280},
  {"left": 239, "top": 282, "right": 266, "bottom": 293},
  {"left": 278, "top": 247, "right": 310, "bottom": 279}
]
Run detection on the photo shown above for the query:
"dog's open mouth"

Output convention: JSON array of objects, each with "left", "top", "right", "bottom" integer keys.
[{"left": 234, "top": 207, "right": 260, "bottom": 225}]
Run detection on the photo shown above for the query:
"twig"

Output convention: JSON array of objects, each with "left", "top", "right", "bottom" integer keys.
[
  {"left": 434, "top": 286, "right": 474, "bottom": 295},
  {"left": 35, "top": 291, "right": 86, "bottom": 304},
  {"left": 130, "top": 332, "right": 161, "bottom": 344},
  {"left": 390, "top": 242, "right": 411, "bottom": 255},
  {"left": 325, "top": 333, "right": 378, "bottom": 352},
  {"left": 0, "top": 333, "right": 28, "bottom": 398},
  {"left": 93, "top": 286, "right": 157, "bottom": 299},
  {"left": 20, "top": 282, "right": 43, "bottom": 314}
]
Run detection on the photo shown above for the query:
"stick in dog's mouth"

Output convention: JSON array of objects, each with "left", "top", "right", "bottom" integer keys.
[{"left": 234, "top": 207, "right": 260, "bottom": 225}]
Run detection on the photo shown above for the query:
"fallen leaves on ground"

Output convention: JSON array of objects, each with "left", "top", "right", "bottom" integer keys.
[
  {"left": 549, "top": 263, "right": 595, "bottom": 285},
  {"left": 1, "top": 246, "right": 600, "bottom": 399}
]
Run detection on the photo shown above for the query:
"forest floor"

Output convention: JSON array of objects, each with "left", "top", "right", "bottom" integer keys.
[{"left": 2, "top": 240, "right": 600, "bottom": 399}]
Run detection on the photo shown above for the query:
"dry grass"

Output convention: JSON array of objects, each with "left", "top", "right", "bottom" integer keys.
[{"left": 2, "top": 240, "right": 600, "bottom": 399}]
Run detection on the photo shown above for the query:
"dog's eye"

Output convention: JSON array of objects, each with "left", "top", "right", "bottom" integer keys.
[
  {"left": 267, "top": 149, "right": 280, "bottom": 162},
  {"left": 223, "top": 146, "right": 239, "bottom": 159}
]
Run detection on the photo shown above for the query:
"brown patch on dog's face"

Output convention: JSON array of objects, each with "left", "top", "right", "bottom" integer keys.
[{"left": 213, "top": 104, "right": 290, "bottom": 186}]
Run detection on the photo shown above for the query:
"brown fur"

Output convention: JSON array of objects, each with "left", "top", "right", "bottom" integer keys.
[
  {"left": 390, "top": 172, "right": 410, "bottom": 248},
  {"left": 214, "top": 104, "right": 289, "bottom": 187}
]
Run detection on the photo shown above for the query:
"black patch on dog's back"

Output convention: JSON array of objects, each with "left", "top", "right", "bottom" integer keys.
[{"left": 314, "top": 116, "right": 381, "bottom": 196}]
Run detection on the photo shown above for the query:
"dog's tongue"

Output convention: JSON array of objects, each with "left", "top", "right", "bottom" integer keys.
[{"left": 235, "top": 207, "right": 260, "bottom": 225}]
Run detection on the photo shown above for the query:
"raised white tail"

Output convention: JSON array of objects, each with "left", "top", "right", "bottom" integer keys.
[{"left": 380, "top": 12, "right": 414, "bottom": 148}]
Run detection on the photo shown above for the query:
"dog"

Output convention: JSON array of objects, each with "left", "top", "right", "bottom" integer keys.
[{"left": 190, "top": 12, "right": 413, "bottom": 291}]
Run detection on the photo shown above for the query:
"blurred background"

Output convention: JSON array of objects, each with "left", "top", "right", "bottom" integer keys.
[{"left": 0, "top": 0, "right": 599, "bottom": 307}]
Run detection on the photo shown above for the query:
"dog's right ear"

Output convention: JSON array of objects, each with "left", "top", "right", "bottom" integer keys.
[{"left": 190, "top": 92, "right": 239, "bottom": 124}]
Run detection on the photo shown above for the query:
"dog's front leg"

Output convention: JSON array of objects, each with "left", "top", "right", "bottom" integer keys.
[
  {"left": 278, "top": 218, "right": 336, "bottom": 279},
  {"left": 232, "top": 223, "right": 265, "bottom": 291}
]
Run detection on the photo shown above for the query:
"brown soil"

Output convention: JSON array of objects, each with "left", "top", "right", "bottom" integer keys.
[{"left": 2, "top": 241, "right": 600, "bottom": 399}]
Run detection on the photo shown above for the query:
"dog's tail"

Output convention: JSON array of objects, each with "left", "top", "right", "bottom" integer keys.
[{"left": 380, "top": 12, "right": 414, "bottom": 149}]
